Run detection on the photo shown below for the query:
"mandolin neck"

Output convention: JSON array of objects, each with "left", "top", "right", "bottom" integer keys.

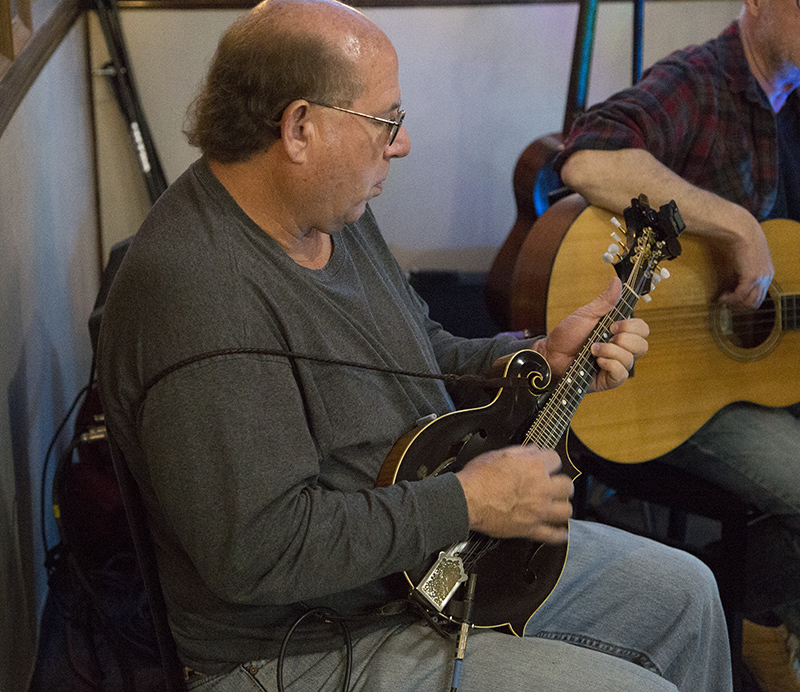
[{"left": 524, "top": 283, "right": 640, "bottom": 449}]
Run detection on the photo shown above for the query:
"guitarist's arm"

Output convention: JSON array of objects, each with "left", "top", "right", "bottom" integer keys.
[{"left": 560, "top": 147, "right": 774, "bottom": 310}]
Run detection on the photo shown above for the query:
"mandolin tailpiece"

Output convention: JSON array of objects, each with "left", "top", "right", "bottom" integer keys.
[{"left": 413, "top": 548, "right": 468, "bottom": 612}]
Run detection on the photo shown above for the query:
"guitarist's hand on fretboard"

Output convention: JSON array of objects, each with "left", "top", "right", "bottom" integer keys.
[{"left": 455, "top": 445, "right": 573, "bottom": 545}]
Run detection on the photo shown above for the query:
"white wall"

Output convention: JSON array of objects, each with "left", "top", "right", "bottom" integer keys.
[
  {"left": 96, "top": 1, "right": 742, "bottom": 271},
  {"left": 0, "top": 19, "right": 101, "bottom": 691}
]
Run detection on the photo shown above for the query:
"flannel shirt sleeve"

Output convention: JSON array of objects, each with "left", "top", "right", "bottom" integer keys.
[{"left": 554, "top": 54, "right": 713, "bottom": 175}]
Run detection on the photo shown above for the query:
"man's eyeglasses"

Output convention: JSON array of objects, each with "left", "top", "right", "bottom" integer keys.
[{"left": 309, "top": 102, "right": 405, "bottom": 146}]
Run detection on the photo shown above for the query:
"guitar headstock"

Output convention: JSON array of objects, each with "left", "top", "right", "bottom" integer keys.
[{"left": 605, "top": 195, "right": 685, "bottom": 301}]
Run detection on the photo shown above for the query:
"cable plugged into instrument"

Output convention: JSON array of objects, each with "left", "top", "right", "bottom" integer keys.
[{"left": 449, "top": 573, "right": 478, "bottom": 692}]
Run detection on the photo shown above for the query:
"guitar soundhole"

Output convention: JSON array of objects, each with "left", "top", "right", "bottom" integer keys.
[
  {"left": 712, "top": 286, "right": 782, "bottom": 362},
  {"left": 725, "top": 296, "right": 776, "bottom": 349}
]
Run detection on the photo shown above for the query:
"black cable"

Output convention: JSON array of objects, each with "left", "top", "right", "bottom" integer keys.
[
  {"left": 137, "top": 346, "right": 532, "bottom": 413},
  {"left": 277, "top": 608, "right": 353, "bottom": 692},
  {"left": 40, "top": 384, "right": 90, "bottom": 559}
]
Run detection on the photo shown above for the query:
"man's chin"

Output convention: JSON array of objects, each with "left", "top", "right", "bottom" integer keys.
[{"left": 344, "top": 201, "right": 370, "bottom": 225}]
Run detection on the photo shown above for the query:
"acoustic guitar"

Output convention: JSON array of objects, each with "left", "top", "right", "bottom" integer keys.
[
  {"left": 485, "top": 0, "right": 599, "bottom": 330},
  {"left": 486, "top": 0, "right": 646, "bottom": 330},
  {"left": 377, "top": 197, "right": 684, "bottom": 634},
  {"left": 511, "top": 194, "right": 800, "bottom": 464}
]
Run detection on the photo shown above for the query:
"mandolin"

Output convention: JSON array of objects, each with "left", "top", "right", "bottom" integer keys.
[
  {"left": 378, "top": 197, "right": 684, "bottom": 634},
  {"left": 511, "top": 195, "right": 800, "bottom": 463}
]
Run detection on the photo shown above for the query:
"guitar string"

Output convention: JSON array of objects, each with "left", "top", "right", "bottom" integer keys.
[
  {"left": 601, "top": 299, "right": 794, "bottom": 351},
  {"left": 635, "top": 302, "right": 792, "bottom": 329},
  {"left": 591, "top": 283, "right": 796, "bottom": 335}
]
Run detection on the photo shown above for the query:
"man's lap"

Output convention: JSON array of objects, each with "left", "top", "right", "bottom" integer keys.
[{"left": 188, "top": 521, "right": 721, "bottom": 692}]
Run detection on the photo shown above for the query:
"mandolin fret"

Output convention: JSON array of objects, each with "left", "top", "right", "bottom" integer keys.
[{"left": 525, "top": 285, "right": 641, "bottom": 450}]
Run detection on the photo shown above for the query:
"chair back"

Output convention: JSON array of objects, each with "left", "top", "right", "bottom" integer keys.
[{"left": 106, "top": 430, "right": 187, "bottom": 692}]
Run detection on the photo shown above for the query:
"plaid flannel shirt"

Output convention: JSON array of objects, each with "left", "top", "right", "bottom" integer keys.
[{"left": 555, "top": 22, "right": 780, "bottom": 221}]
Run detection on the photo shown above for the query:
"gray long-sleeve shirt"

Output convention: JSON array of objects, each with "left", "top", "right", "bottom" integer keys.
[{"left": 97, "top": 158, "right": 526, "bottom": 673}]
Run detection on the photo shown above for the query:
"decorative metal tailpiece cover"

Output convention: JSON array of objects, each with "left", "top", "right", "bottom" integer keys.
[{"left": 414, "top": 542, "right": 468, "bottom": 611}]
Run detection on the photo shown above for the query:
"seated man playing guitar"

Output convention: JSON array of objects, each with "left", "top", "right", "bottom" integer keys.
[
  {"left": 555, "top": 0, "right": 800, "bottom": 689},
  {"left": 96, "top": 1, "right": 733, "bottom": 690}
]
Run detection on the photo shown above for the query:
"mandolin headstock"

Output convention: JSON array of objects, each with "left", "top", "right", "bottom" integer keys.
[{"left": 605, "top": 194, "right": 685, "bottom": 302}]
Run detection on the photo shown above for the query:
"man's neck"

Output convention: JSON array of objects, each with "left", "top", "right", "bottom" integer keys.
[
  {"left": 740, "top": 16, "right": 800, "bottom": 111},
  {"left": 208, "top": 157, "right": 333, "bottom": 269}
]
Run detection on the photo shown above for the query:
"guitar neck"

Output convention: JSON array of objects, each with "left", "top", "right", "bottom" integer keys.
[{"left": 524, "top": 283, "right": 640, "bottom": 449}]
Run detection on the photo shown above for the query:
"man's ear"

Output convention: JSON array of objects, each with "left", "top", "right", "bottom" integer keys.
[{"left": 281, "top": 100, "right": 313, "bottom": 163}]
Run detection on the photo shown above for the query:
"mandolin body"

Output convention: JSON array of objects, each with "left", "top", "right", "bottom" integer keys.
[{"left": 377, "top": 350, "right": 578, "bottom": 635}]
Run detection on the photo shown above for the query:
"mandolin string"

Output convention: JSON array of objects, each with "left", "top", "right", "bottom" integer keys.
[
  {"left": 447, "top": 263, "right": 647, "bottom": 572},
  {"left": 459, "top": 535, "right": 500, "bottom": 568},
  {"left": 521, "top": 280, "right": 641, "bottom": 450},
  {"left": 530, "top": 303, "right": 628, "bottom": 441}
]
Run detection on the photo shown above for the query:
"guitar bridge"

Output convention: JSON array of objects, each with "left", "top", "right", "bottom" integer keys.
[{"left": 413, "top": 542, "right": 468, "bottom": 612}]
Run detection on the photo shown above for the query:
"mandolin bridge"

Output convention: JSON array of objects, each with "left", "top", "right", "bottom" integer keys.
[{"left": 413, "top": 542, "right": 468, "bottom": 612}]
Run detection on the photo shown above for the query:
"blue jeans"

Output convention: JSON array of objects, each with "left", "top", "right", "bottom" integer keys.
[
  {"left": 661, "top": 401, "right": 800, "bottom": 635},
  {"left": 187, "top": 520, "right": 732, "bottom": 692}
]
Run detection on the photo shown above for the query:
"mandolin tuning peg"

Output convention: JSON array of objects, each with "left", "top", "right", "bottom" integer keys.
[
  {"left": 641, "top": 293, "right": 652, "bottom": 303},
  {"left": 660, "top": 267, "right": 671, "bottom": 279},
  {"left": 608, "top": 243, "right": 620, "bottom": 255},
  {"left": 610, "top": 231, "right": 623, "bottom": 243},
  {"left": 602, "top": 252, "right": 616, "bottom": 264},
  {"left": 610, "top": 217, "right": 623, "bottom": 229},
  {"left": 651, "top": 272, "right": 662, "bottom": 285}
]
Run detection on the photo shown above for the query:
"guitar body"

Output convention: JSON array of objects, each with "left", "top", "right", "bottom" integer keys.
[
  {"left": 377, "top": 350, "right": 579, "bottom": 635},
  {"left": 486, "top": 134, "right": 564, "bottom": 329},
  {"left": 512, "top": 196, "right": 800, "bottom": 462}
]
